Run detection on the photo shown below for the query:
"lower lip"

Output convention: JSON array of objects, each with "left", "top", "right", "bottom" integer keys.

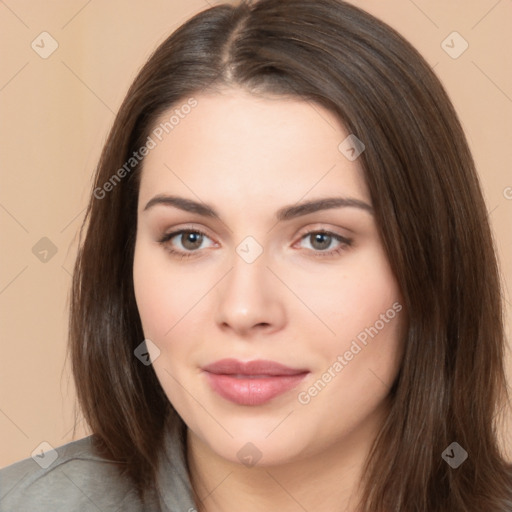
[{"left": 204, "top": 372, "right": 308, "bottom": 406}]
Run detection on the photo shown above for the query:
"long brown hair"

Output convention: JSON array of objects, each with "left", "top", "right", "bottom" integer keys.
[{"left": 69, "top": 0, "right": 512, "bottom": 509}]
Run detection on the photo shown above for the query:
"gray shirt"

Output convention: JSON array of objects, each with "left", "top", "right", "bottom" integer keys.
[{"left": 0, "top": 421, "right": 198, "bottom": 512}]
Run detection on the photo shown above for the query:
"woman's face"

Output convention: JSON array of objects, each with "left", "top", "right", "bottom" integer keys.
[{"left": 133, "top": 88, "right": 404, "bottom": 466}]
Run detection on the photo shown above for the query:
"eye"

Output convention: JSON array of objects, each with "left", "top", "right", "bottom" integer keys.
[
  {"left": 159, "top": 229, "right": 215, "bottom": 258},
  {"left": 158, "top": 228, "right": 352, "bottom": 260},
  {"left": 297, "top": 230, "right": 352, "bottom": 257}
]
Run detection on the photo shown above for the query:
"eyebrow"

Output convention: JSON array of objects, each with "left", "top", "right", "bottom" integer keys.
[{"left": 143, "top": 194, "right": 373, "bottom": 221}]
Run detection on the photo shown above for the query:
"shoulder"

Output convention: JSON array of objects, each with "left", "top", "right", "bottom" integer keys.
[{"left": 0, "top": 436, "right": 143, "bottom": 512}]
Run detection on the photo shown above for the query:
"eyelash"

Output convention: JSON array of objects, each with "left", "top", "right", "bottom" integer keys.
[{"left": 158, "top": 228, "right": 353, "bottom": 260}]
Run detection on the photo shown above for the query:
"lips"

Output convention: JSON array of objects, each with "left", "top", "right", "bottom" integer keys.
[{"left": 202, "top": 358, "right": 309, "bottom": 406}]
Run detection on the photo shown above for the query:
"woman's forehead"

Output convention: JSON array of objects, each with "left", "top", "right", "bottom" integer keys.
[{"left": 138, "top": 89, "right": 371, "bottom": 209}]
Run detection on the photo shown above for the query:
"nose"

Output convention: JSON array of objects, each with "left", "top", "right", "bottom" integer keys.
[{"left": 214, "top": 252, "right": 286, "bottom": 338}]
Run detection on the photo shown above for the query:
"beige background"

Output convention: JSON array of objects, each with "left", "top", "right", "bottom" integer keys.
[{"left": 1, "top": 0, "right": 511, "bottom": 468}]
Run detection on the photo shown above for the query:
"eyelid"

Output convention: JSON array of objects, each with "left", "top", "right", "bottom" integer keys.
[
  {"left": 294, "top": 223, "right": 351, "bottom": 241},
  {"left": 160, "top": 223, "right": 215, "bottom": 239}
]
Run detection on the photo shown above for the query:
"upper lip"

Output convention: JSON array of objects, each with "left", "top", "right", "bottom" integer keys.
[{"left": 202, "top": 358, "right": 308, "bottom": 376}]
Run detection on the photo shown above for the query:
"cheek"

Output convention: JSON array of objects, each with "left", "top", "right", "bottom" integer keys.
[
  {"left": 133, "top": 245, "right": 202, "bottom": 409},
  {"left": 292, "top": 244, "right": 402, "bottom": 353},
  {"left": 133, "top": 247, "right": 173, "bottom": 340},
  {"left": 296, "top": 304, "right": 404, "bottom": 444},
  {"left": 133, "top": 243, "right": 210, "bottom": 340},
  {"left": 294, "top": 244, "right": 405, "bottom": 412}
]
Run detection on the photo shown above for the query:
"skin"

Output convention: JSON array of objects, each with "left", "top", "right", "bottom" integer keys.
[{"left": 133, "top": 87, "right": 405, "bottom": 512}]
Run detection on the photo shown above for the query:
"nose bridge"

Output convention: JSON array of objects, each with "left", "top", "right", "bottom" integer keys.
[
  {"left": 214, "top": 245, "right": 285, "bottom": 334},
  {"left": 232, "top": 246, "right": 269, "bottom": 291}
]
